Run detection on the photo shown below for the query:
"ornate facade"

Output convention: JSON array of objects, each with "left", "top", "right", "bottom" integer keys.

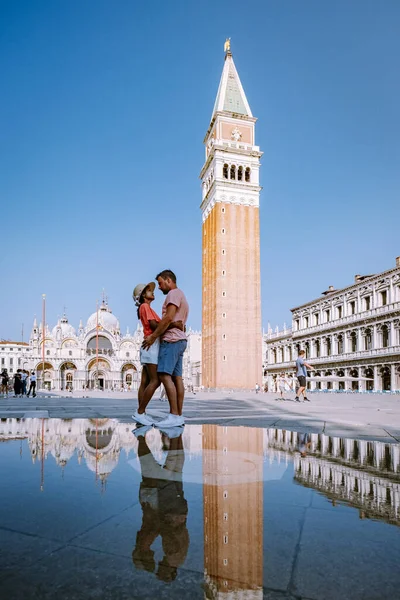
[
  {"left": 201, "top": 43, "right": 262, "bottom": 389},
  {"left": 264, "top": 257, "right": 400, "bottom": 392},
  {"left": 0, "top": 300, "right": 201, "bottom": 392}
]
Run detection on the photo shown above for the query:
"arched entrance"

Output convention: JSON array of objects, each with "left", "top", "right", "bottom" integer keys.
[
  {"left": 364, "top": 368, "right": 374, "bottom": 391},
  {"left": 87, "top": 358, "right": 111, "bottom": 390},
  {"left": 380, "top": 366, "right": 391, "bottom": 391},
  {"left": 121, "top": 363, "right": 138, "bottom": 391},
  {"left": 314, "top": 371, "right": 321, "bottom": 390},
  {"left": 336, "top": 370, "right": 345, "bottom": 390},
  {"left": 350, "top": 368, "right": 359, "bottom": 391},
  {"left": 36, "top": 362, "right": 54, "bottom": 391},
  {"left": 60, "top": 362, "right": 77, "bottom": 391},
  {"left": 325, "top": 370, "right": 332, "bottom": 390}
]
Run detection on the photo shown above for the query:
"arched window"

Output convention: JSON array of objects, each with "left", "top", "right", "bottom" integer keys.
[
  {"left": 326, "top": 337, "right": 331, "bottom": 356},
  {"left": 337, "top": 335, "right": 343, "bottom": 355},
  {"left": 351, "top": 332, "right": 357, "bottom": 352},
  {"left": 46, "top": 350, "right": 50, "bottom": 356},
  {"left": 126, "top": 374, "right": 132, "bottom": 384},
  {"left": 382, "top": 325, "right": 389, "bottom": 348},
  {"left": 66, "top": 373, "right": 73, "bottom": 383},
  {"left": 69, "top": 350, "right": 72, "bottom": 356},
  {"left": 315, "top": 339, "right": 320, "bottom": 357},
  {"left": 230, "top": 165, "right": 236, "bottom": 180},
  {"left": 223, "top": 164, "right": 228, "bottom": 179},
  {"left": 237, "top": 166, "right": 243, "bottom": 181},
  {"left": 364, "top": 329, "right": 372, "bottom": 350},
  {"left": 126, "top": 352, "right": 130, "bottom": 358},
  {"left": 245, "top": 167, "right": 251, "bottom": 182}
]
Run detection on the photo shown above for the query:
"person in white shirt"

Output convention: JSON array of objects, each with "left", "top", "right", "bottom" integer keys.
[
  {"left": 277, "top": 373, "right": 292, "bottom": 400},
  {"left": 27, "top": 371, "right": 37, "bottom": 398}
]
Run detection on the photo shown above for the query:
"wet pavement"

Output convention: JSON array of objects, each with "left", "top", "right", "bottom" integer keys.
[{"left": 0, "top": 418, "right": 399, "bottom": 599}]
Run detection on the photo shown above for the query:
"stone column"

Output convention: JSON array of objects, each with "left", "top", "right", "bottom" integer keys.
[
  {"left": 390, "top": 320, "right": 395, "bottom": 347},
  {"left": 391, "top": 363, "right": 396, "bottom": 392},
  {"left": 372, "top": 325, "right": 377, "bottom": 350},
  {"left": 332, "top": 370, "right": 338, "bottom": 390},
  {"left": 373, "top": 365, "right": 380, "bottom": 392}
]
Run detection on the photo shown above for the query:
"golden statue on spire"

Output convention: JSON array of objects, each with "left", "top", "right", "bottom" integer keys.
[{"left": 224, "top": 38, "right": 231, "bottom": 54}]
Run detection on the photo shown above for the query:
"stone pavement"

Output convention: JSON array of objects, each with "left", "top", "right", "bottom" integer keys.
[{"left": 1, "top": 390, "right": 400, "bottom": 442}]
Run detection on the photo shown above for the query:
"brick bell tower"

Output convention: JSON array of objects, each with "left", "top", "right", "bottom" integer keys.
[{"left": 200, "top": 40, "right": 263, "bottom": 390}]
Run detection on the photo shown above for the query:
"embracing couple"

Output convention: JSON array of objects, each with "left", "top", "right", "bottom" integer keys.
[{"left": 132, "top": 269, "right": 189, "bottom": 430}]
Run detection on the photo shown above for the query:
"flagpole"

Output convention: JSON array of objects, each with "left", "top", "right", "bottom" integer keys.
[
  {"left": 42, "top": 294, "right": 46, "bottom": 390},
  {"left": 96, "top": 300, "right": 99, "bottom": 389}
]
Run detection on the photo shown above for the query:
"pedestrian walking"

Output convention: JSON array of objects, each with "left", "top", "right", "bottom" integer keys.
[
  {"left": 21, "top": 370, "right": 28, "bottom": 396},
  {"left": 27, "top": 371, "right": 37, "bottom": 397},
  {"left": 294, "top": 350, "right": 314, "bottom": 402},
  {"left": 142, "top": 270, "right": 189, "bottom": 428},
  {"left": 255, "top": 383, "right": 260, "bottom": 394},
  {"left": 1, "top": 369, "right": 9, "bottom": 398},
  {"left": 277, "top": 373, "right": 292, "bottom": 400},
  {"left": 132, "top": 280, "right": 184, "bottom": 426},
  {"left": 13, "top": 370, "right": 22, "bottom": 397}
]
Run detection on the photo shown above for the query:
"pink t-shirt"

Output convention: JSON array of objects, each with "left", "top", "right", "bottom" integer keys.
[{"left": 162, "top": 288, "right": 189, "bottom": 342}]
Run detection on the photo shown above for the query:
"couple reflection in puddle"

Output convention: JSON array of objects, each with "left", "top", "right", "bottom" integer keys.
[{"left": 132, "top": 429, "right": 189, "bottom": 582}]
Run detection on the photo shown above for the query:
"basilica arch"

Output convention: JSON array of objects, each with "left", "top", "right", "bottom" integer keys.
[
  {"left": 121, "top": 362, "right": 139, "bottom": 391},
  {"left": 35, "top": 362, "right": 55, "bottom": 391},
  {"left": 86, "top": 357, "right": 111, "bottom": 391},
  {"left": 60, "top": 361, "right": 77, "bottom": 391}
]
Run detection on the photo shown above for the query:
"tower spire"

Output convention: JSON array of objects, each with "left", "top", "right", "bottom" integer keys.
[{"left": 211, "top": 41, "right": 252, "bottom": 120}]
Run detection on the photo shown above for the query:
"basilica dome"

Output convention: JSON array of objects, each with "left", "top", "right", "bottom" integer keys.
[
  {"left": 51, "top": 316, "right": 76, "bottom": 339},
  {"left": 86, "top": 302, "right": 120, "bottom": 333}
]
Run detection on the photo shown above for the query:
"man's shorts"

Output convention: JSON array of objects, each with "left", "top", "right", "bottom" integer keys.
[
  {"left": 157, "top": 340, "right": 187, "bottom": 377},
  {"left": 297, "top": 376, "right": 306, "bottom": 388},
  {"left": 140, "top": 338, "right": 160, "bottom": 365}
]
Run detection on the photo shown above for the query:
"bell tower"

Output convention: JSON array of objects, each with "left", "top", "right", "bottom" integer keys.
[{"left": 200, "top": 41, "right": 263, "bottom": 389}]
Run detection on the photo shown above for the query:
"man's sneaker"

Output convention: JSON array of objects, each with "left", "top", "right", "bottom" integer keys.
[
  {"left": 304, "top": 397, "right": 310, "bottom": 402},
  {"left": 133, "top": 425, "right": 152, "bottom": 438},
  {"left": 155, "top": 413, "right": 184, "bottom": 428},
  {"left": 158, "top": 426, "right": 184, "bottom": 439},
  {"left": 132, "top": 411, "right": 154, "bottom": 426},
  {"left": 294, "top": 397, "right": 301, "bottom": 402}
]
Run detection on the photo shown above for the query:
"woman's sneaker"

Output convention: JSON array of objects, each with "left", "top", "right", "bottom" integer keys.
[{"left": 132, "top": 411, "right": 154, "bottom": 426}]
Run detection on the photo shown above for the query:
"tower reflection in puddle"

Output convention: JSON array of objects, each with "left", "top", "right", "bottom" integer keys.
[{"left": 203, "top": 425, "right": 263, "bottom": 599}]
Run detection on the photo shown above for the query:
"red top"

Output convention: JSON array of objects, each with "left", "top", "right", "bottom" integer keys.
[{"left": 139, "top": 303, "right": 160, "bottom": 337}]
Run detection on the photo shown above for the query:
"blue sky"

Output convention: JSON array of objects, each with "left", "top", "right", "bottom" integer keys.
[{"left": 1, "top": 0, "right": 399, "bottom": 340}]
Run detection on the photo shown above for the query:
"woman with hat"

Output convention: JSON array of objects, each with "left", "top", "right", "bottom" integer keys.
[{"left": 132, "top": 282, "right": 183, "bottom": 426}]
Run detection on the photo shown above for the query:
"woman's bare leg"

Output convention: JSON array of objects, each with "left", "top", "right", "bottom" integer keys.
[
  {"left": 139, "top": 364, "right": 160, "bottom": 414},
  {"left": 138, "top": 366, "right": 149, "bottom": 409}
]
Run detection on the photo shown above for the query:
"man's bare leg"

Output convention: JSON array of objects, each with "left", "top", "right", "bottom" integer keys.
[
  {"left": 172, "top": 375, "right": 185, "bottom": 416},
  {"left": 296, "top": 386, "right": 305, "bottom": 400},
  {"left": 159, "top": 373, "right": 179, "bottom": 415}
]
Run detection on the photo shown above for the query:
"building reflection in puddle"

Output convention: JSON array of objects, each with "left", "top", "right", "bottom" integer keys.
[
  {"left": 264, "top": 428, "right": 400, "bottom": 524},
  {"left": 0, "top": 417, "right": 399, "bottom": 593}
]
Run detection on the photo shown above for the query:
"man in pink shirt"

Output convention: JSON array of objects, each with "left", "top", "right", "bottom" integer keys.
[{"left": 142, "top": 270, "right": 189, "bottom": 428}]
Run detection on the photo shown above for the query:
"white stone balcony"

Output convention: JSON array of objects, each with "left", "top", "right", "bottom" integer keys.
[
  {"left": 267, "top": 345, "right": 400, "bottom": 369},
  {"left": 293, "top": 302, "right": 400, "bottom": 337}
]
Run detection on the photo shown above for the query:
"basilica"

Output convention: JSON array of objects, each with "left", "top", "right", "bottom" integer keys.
[{"left": 0, "top": 299, "right": 201, "bottom": 392}]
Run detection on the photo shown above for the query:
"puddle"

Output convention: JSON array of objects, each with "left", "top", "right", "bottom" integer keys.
[{"left": 0, "top": 418, "right": 399, "bottom": 599}]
